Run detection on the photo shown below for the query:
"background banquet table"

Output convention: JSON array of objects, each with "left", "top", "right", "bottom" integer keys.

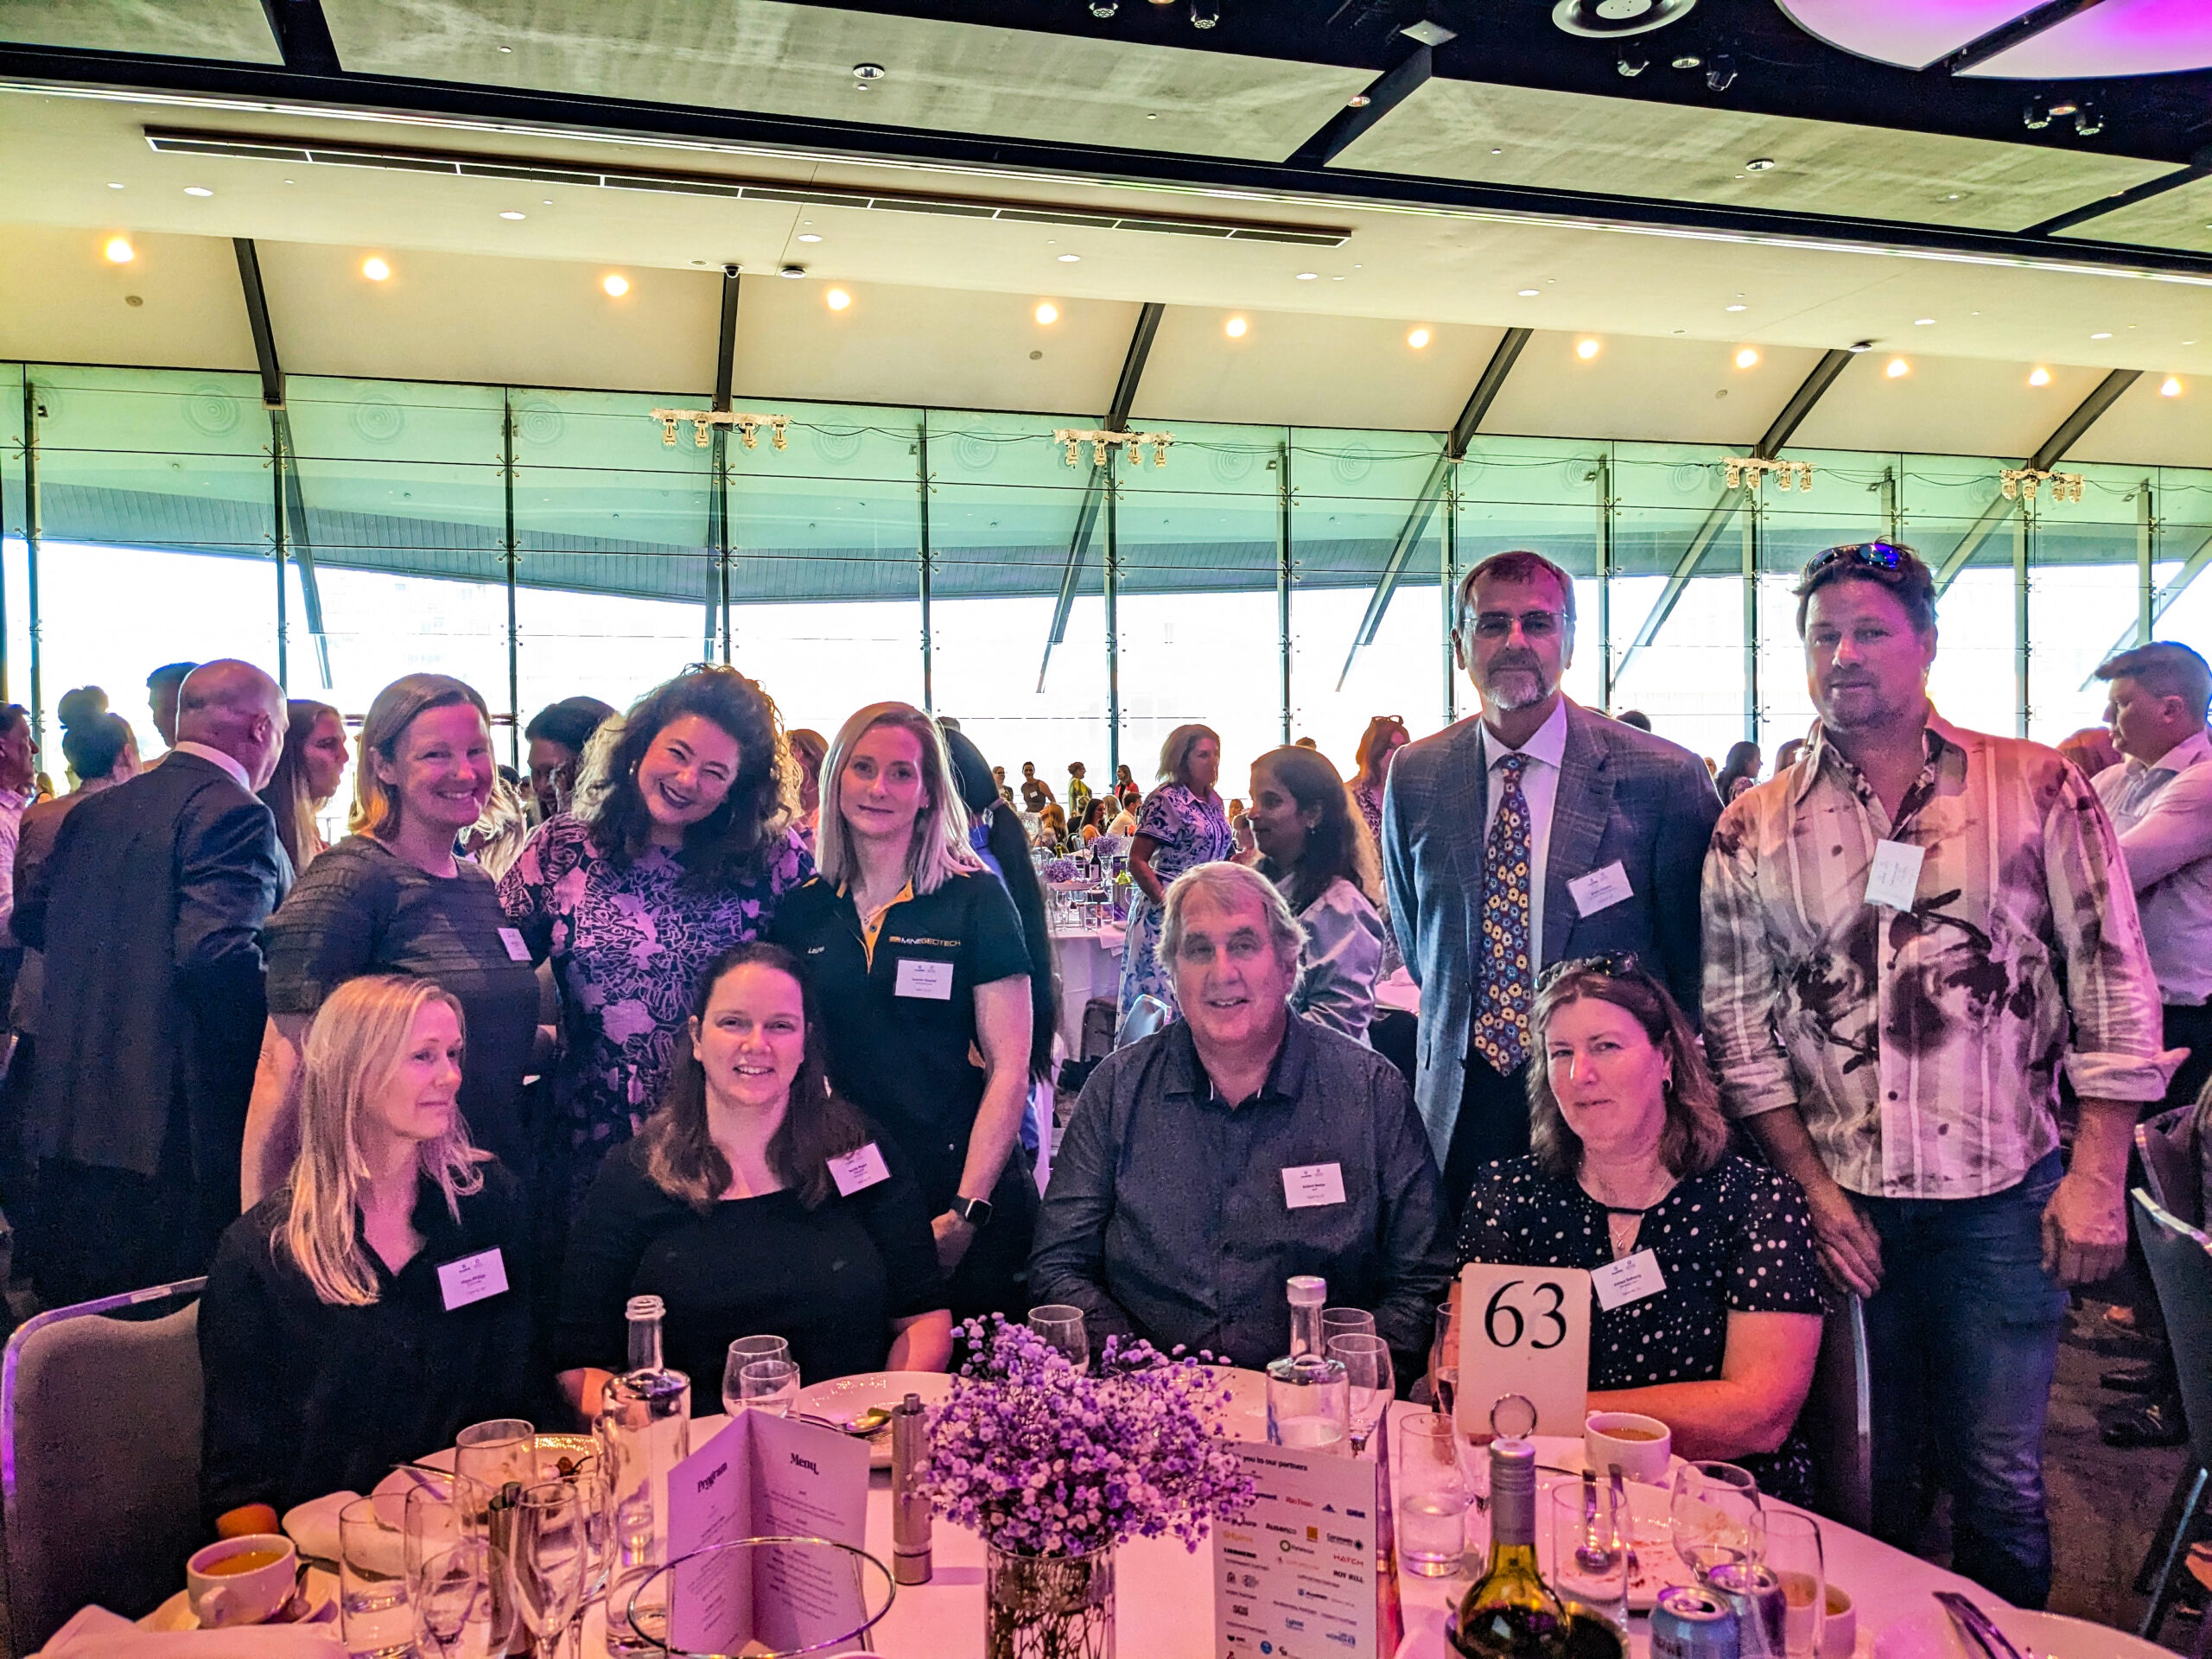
[{"left": 1049, "top": 921, "right": 1124, "bottom": 1056}]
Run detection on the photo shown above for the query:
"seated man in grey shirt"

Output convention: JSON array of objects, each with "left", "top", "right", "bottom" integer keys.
[{"left": 1029, "top": 861, "right": 1452, "bottom": 1373}]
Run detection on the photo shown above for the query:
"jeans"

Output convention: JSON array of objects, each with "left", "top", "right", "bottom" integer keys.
[{"left": 1859, "top": 1151, "right": 2068, "bottom": 1609}]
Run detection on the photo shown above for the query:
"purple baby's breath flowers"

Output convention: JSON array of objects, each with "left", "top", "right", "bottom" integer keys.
[{"left": 918, "top": 1316, "right": 1255, "bottom": 1559}]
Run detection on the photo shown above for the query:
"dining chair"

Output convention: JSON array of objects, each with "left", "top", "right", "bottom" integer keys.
[
  {"left": 1116, "top": 994, "right": 1172, "bottom": 1048},
  {"left": 0, "top": 1276, "right": 207, "bottom": 1653},
  {"left": 2129, "top": 1190, "right": 2212, "bottom": 1641},
  {"left": 2137, "top": 1103, "right": 2203, "bottom": 1224},
  {"left": 1798, "top": 1288, "right": 1872, "bottom": 1533}
]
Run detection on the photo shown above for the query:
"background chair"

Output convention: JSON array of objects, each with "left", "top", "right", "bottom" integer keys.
[
  {"left": 1798, "top": 1289, "right": 1872, "bottom": 1533},
  {"left": 1116, "top": 994, "right": 1171, "bottom": 1048},
  {"left": 2139, "top": 1103, "right": 2203, "bottom": 1224},
  {"left": 2129, "top": 1191, "right": 2212, "bottom": 1642},
  {"left": 1, "top": 1278, "right": 206, "bottom": 1653}
]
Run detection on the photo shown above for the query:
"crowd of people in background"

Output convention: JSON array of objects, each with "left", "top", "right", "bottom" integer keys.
[{"left": 0, "top": 540, "right": 2201, "bottom": 1611}]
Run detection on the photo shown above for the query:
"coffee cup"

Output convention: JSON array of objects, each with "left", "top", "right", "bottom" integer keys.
[
  {"left": 1583, "top": 1410, "right": 1672, "bottom": 1484},
  {"left": 187, "top": 1533, "right": 298, "bottom": 1629},
  {"left": 1819, "top": 1583, "right": 1855, "bottom": 1659}
]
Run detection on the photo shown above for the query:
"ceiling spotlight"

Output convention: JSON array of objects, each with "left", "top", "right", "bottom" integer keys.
[
  {"left": 1058, "top": 253, "right": 1081, "bottom": 263},
  {"left": 103, "top": 237, "right": 134, "bottom": 264},
  {"left": 1348, "top": 92, "right": 1371, "bottom": 107},
  {"left": 852, "top": 62, "right": 885, "bottom": 79},
  {"left": 2075, "top": 101, "right": 2104, "bottom": 137},
  {"left": 780, "top": 264, "right": 807, "bottom": 279},
  {"left": 1914, "top": 317, "right": 1936, "bottom": 327},
  {"left": 1885, "top": 357, "right": 1910, "bottom": 378},
  {"left": 2023, "top": 94, "right": 2051, "bottom": 130},
  {"left": 1735, "top": 347, "right": 1758, "bottom": 368},
  {"left": 602, "top": 273, "right": 631, "bottom": 297},
  {"left": 362, "top": 257, "right": 391, "bottom": 282},
  {"left": 1295, "top": 271, "right": 1319, "bottom": 281},
  {"left": 1672, "top": 51, "right": 1702, "bottom": 69},
  {"left": 1034, "top": 301, "right": 1059, "bottom": 325},
  {"left": 1617, "top": 48, "right": 1648, "bottom": 75},
  {"left": 106, "top": 181, "right": 124, "bottom": 189},
  {"left": 1408, "top": 327, "right": 1432, "bottom": 348},
  {"left": 1517, "top": 288, "right": 1541, "bottom": 297},
  {"left": 2091, "top": 330, "right": 2113, "bottom": 340},
  {"left": 1745, "top": 157, "right": 1774, "bottom": 171},
  {"left": 499, "top": 210, "right": 525, "bottom": 219},
  {"left": 826, "top": 288, "right": 852, "bottom": 311},
  {"left": 2047, "top": 94, "right": 2080, "bottom": 117},
  {"left": 1400, "top": 17, "right": 1457, "bottom": 45},
  {"left": 1553, "top": 0, "right": 1698, "bottom": 39},
  {"left": 1191, "top": 0, "right": 1220, "bottom": 25},
  {"left": 183, "top": 185, "right": 213, "bottom": 197},
  {"left": 2029, "top": 367, "right": 2051, "bottom": 386},
  {"left": 1224, "top": 315, "right": 1249, "bottom": 339},
  {"left": 2161, "top": 376, "right": 2183, "bottom": 397},
  {"left": 1848, "top": 340, "right": 1874, "bottom": 353},
  {"left": 1575, "top": 337, "right": 1602, "bottom": 359},
  {"left": 1725, "top": 302, "right": 1747, "bottom": 313},
  {"left": 1705, "top": 54, "right": 1736, "bottom": 91},
  {"left": 798, "top": 232, "right": 823, "bottom": 243},
  {"left": 1090, "top": 1, "right": 1117, "bottom": 16}
]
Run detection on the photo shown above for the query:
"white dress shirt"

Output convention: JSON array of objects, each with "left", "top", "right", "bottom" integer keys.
[
  {"left": 1474, "top": 698, "right": 1568, "bottom": 974},
  {"left": 2095, "top": 728, "right": 2212, "bottom": 1006},
  {"left": 168, "top": 741, "right": 252, "bottom": 793}
]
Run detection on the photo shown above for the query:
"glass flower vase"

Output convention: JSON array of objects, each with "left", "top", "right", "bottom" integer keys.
[{"left": 985, "top": 1541, "right": 1115, "bottom": 1659}]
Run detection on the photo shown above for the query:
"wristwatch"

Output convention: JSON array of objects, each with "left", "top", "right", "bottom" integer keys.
[{"left": 949, "top": 1194, "right": 995, "bottom": 1230}]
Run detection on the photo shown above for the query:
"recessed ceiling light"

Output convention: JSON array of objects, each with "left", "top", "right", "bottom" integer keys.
[
  {"left": 1034, "top": 301, "right": 1058, "bottom": 325},
  {"left": 1145, "top": 112, "right": 1159, "bottom": 120},
  {"left": 1517, "top": 288, "right": 1541, "bottom": 297},
  {"left": 1885, "top": 357, "right": 1910, "bottom": 378},
  {"left": 1295, "top": 271, "right": 1319, "bottom": 281},
  {"left": 1408, "top": 327, "right": 1432, "bottom": 348},
  {"left": 780, "top": 264, "right": 806, "bottom": 279},
  {"left": 853, "top": 62, "right": 886, "bottom": 79},
  {"left": 798, "top": 232, "right": 823, "bottom": 244},
  {"left": 362, "top": 257, "right": 391, "bottom": 282},
  {"left": 1725, "top": 303, "right": 1747, "bottom": 313},
  {"left": 2162, "top": 376, "right": 2183, "bottom": 397},
  {"left": 1848, "top": 340, "right": 1874, "bottom": 353},
  {"left": 2091, "top": 331, "right": 2113, "bottom": 340},
  {"left": 2028, "top": 367, "right": 2051, "bottom": 386},
  {"left": 542, "top": 200, "right": 553, "bottom": 207},
  {"left": 499, "top": 210, "right": 525, "bottom": 220},
  {"left": 1225, "top": 316, "right": 1249, "bottom": 339},
  {"left": 1745, "top": 157, "right": 1775, "bottom": 171},
  {"left": 602, "top": 272, "right": 630, "bottom": 297},
  {"left": 1490, "top": 147, "right": 1504, "bottom": 156},
  {"left": 1058, "top": 253, "right": 1081, "bottom": 263},
  {"left": 1735, "top": 347, "right": 1758, "bottom": 368},
  {"left": 1575, "top": 337, "right": 1601, "bottom": 360},
  {"left": 826, "top": 288, "right": 852, "bottom": 311},
  {"left": 183, "top": 186, "right": 213, "bottom": 197},
  {"left": 103, "top": 237, "right": 134, "bottom": 264},
  {"left": 1672, "top": 52, "right": 1700, "bottom": 68},
  {"left": 1914, "top": 317, "right": 1936, "bottom": 326},
  {"left": 1348, "top": 93, "right": 1371, "bottom": 108},
  {"left": 497, "top": 44, "right": 512, "bottom": 52},
  {"left": 106, "top": 181, "right": 124, "bottom": 190}
]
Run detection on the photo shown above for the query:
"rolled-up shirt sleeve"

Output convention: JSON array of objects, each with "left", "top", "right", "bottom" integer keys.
[
  {"left": 1025, "top": 1078, "right": 1140, "bottom": 1344},
  {"left": 2044, "top": 765, "right": 2182, "bottom": 1103},
  {"left": 1700, "top": 807, "right": 1800, "bottom": 1122}
]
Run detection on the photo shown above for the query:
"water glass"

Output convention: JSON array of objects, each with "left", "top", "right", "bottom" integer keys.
[
  {"left": 453, "top": 1419, "right": 535, "bottom": 1513},
  {"left": 738, "top": 1357, "right": 802, "bottom": 1415},
  {"left": 722, "top": 1336, "right": 791, "bottom": 1416},
  {"left": 1394, "top": 1412, "right": 1471, "bottom": 1576},
  {"left": 1671, "top": 1461, "right": 1764, "bottom": 1581},
  {"left": 339, "top": 1495, "right": 412, "bottom": 1659},
  {"left": 510, "top": 1481, "right": 589, "bottom": 1659},
  {"left": 1028, "top": 1304, "right": 1090, "bottom": 1375},
  {"left": 1322, "top": 1307, "right": 1376, "bottom": 1351},
  {"left": 1326, "top": 1333, "right": 1394, "bottom": 1455},
  {"left": 1547, "top": 1478, "right": 1631, "bottom": 1632},
  {"left": 1265, "top": 1353, "right": 1350, "bottom": 1452},
  {"left": 1763, "top": 1510, "right": 1826, "bottom": 1659},
  {"left": 410, "top": 1539, "right": 493, "bottom": 1659}
]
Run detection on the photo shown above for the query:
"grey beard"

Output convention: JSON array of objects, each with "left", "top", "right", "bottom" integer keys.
[{"left": 1483, "top": 669, "right": 1555, "bottom": 713}]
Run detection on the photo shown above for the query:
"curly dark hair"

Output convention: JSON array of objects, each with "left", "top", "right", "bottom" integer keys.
[{"left": 575, "top": 665, "right": 795, "bottom": 889}]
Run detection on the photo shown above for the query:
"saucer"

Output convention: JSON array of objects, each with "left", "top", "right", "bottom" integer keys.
[{"left": 140, "top": 1565, "right": 338, "bottom": 1630}]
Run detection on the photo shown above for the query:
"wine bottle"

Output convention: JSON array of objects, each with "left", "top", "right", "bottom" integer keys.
[{"left": 1452, "top": 1438, "right": 1567, "bottom": 1659}]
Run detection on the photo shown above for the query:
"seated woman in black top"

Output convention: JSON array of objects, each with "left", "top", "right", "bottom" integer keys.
[
  {"left": 554, "top": 943, "right": 950, "bottom": 1416},
  {"left": 200, "top": 975, "right": 531, "bottom": 1524},
  {"left": 1457, "top": 957, "right": 1826, "bottom": 1501}
]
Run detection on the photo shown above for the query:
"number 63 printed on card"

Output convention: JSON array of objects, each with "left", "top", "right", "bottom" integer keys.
[{"left": 1454, "top": 1262, "right": 1592, "bottom": 1440}]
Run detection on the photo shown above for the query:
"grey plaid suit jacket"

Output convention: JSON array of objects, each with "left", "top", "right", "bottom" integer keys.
[{"left": 1380, "top": 699, "right": 1721, "bottom": 1165}]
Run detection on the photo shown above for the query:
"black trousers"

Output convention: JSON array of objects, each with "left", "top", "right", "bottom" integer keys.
[
  {"left": 32, "top": 1158, "right": 217, "bottom": 1309},
  {"left": 1442, "top": 1051, "right": 1533, "bottom": 1223}
]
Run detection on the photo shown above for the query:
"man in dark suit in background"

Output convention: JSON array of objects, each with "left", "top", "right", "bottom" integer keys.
[
  {"left": 1382, "top": 551, "right": 1721, "bottom": 1211},
  {"left": 16, "top": 660, "right": 290, "bottom": 1306}
]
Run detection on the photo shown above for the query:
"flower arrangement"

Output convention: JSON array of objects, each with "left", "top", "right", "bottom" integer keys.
[
  {"left": 1040, "top": 856, "right": 1084, "bottom": 887},
  {"left": 920, "top": 1316, "right": 1255, "bottom": 1558}
]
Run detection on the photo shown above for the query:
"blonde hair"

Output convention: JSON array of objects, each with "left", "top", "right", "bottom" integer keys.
[
  {"left": 351, "top": 675, "right": 491, "bottom": 841},
  {"left": 815, "top": 702, "right": 982, "bottom": 896},
  {"left": 1156, "top": 723, "right": 1220, "bottom": 786},
  {"left": 281, "top": 975, "right": 485, "bottom": 1306}
]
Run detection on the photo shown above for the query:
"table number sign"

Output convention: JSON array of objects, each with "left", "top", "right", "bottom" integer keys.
[
  {"left": 1453, "top": 1262, "right": 1592, "bottom": 1439},
  {"left": 1213, "top": 1440, "right": 1380, "bottom": 1659}
]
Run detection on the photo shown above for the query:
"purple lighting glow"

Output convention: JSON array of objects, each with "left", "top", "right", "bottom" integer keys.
[
  {"left": 1775, "top": 0, "right": 2041, "bottom": 71},
  {"left": 1778, "top": 0, "right": 2212, "bottom": 76}
]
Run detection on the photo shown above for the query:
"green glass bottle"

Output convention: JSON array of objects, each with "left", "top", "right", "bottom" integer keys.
[{"left": 1452, "top": 1438, "right": 1567, "bottom": 1659}]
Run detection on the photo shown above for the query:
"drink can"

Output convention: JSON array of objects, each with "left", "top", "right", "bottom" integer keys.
[
  {"left": 1652, "top": 1586, "right": 1740, "bottom": 1659},
  {"left": 1707, "top": 1562, "right": 1788, "bottom": 1658}
]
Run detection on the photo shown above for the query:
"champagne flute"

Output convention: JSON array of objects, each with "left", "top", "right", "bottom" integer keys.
[
  {"left": 509, "top": 1481, "right": 588, "bottom": 1659},
  {"left": 738, "top": 1357, "right": 802, "bottom": 1416},
  {"left": 1670, "top": 1461, "right": 1764, "bottom": 1581},
  {"left": 1028, "top": 1305, "right": 1090, "bottom": 1375},
  {"left": 722, "top": 1336, "right": 791, "bottom": 1417},
  {"left": 1326, "top": 1332, "right": 1394, "bottom": 1455},
  {"left": 1429, "top": 1298, "right": 1460, "bottom": 1421}
]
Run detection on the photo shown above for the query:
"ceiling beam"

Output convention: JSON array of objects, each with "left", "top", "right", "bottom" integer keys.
[
  {"left": 1333, "top": 326, "right": 1532, "bottom": 692},
  {"left": 1288, "top": 43, "right": 1430, "bottom": 168},
  {"left": 1617, "top": 348, "right": 1860, "bottom": 671},
  {"left": 712, "top": 264, "right": 740, "bottom": 413},
  {"left": 1933, "top": 366, "right": 2142, "bottom": 593},
  {"left": 1939, "top": 0, "right": 2110, "bottom": 75},
  {"left": 2083, "top": 522, "right": 2212, "bottom": 685},
  {"left": 232, "top": 236, "right": 283, "bottom": 410},
  {"left": 2024, "top": 149, "right": 2212, "bottom": 238},
  {"left": 256, "top": 0, "right": 341, "bottom": 77},
  {"left": 1038, "top": 302, "right": 1165, "bottom": 690}
]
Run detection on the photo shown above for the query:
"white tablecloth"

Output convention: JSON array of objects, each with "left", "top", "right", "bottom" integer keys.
[{"left": 1050, "top": 924, "right": 1125, "bottom": 1056}]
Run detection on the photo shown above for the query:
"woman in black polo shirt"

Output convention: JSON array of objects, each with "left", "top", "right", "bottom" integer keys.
[{"left": 771, "top": 702, "right": 1034, "bottom": 1319}]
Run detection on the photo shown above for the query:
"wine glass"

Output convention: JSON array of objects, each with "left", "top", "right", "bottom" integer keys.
[
  {"left": 1028, "top": 1304, "right": 1090, "bottom": 1375},
  {"left": 722, "top": 1336, "right": 791, "bottom": 1417},
  {"left": 1429, "top": 1298, "right": 1460, "bottom": 1422},
  {"left": 404, "top": 1478, "right": 492, "bottom": 1659},
  {"left": 1670, "top": 1460, "right": 1764, "bottom": 1580},
  {"left": 1763, "top": 1510, "right": 1826, "bottom": 1659},
  {"left": 510, "top": 1481, "right": 588, "bottom": 1659},
  {"left": 738, "top": 1357, "right": 801, "bottom": 1416},
  {"left": 1326, "top": 1332, "right": 1394, "bottom": 1455},
  {"left": 1322, "top": 1307, "right": 1376, "bottom": 1351}
]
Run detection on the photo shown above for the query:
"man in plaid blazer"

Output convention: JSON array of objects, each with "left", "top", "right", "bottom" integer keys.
[{"left": 1382, "top": 551, "right": 1720, "bottom": 1211}]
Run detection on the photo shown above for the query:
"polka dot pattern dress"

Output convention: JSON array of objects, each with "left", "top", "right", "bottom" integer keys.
[{"left": 1457, "top": 1152, "right": 1827, "bottom": 1503}]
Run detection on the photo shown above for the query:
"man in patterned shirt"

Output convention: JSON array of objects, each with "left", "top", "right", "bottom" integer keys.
[{"left": 1701, "top": 542, "right": 2177, "bottom": 1609}]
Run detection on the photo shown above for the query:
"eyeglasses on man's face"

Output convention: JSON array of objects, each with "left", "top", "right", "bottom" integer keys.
[{"left": 1466, "top": 609, "right": 1567, "bottom": 641}]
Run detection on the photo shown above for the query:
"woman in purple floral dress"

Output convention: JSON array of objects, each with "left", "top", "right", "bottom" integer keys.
[
  {"left": 1118, "top": 723, "right": 1233, "bottom": 1019},
  {"left": 499, "top": 667, "right": 813, "bottom": 1230}
]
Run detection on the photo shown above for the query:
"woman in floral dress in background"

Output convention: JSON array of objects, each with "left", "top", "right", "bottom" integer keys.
[{"left": 1117, "top": 723, "right": 1232, "bottom": 1020}]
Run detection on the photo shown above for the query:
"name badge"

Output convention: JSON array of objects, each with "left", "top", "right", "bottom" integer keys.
[
  {"left": 1864, "top": 839, "right": 1926, "bottom": 911},
  {"left": 436, "top": 1248, "right": 509, "bottom": 1312},
  {"left": 1590, "top": 1248, "right": 1667, "bottom": 1312},
  {"left": 497, "top": 926, "right": 531, "bottom": 963},
  {"left": 894, "top": 957, "right": 955, "bottom": 1001},
  {"left": 829, "top": 1141, "right": 893, "bottom": 1197},
  {"left": 1281, "top": 1161, "right": 1347, "bottom": 1210},
  {"left": 1567, "top": 861, "right": 1634, "bottom": 918}
]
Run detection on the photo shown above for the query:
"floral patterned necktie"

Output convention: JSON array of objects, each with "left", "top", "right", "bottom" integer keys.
[{"left": 1471, "top": 753, "right": 1534, "bottom": 1075}]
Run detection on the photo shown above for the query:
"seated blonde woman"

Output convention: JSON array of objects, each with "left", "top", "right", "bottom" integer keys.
[
  {"left": 199, "top": 975, "right": 531, "bottom": 1525},
  {"left": 1456, "top": 956, "right": 1825, "bottom": 1501}
]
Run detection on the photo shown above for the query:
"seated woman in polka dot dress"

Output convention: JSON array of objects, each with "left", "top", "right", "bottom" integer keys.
[{"left": 1457, "top": 957, "right": 1827, "bottom": 1503}]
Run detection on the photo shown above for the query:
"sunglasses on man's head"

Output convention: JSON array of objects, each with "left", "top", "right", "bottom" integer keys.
[{"left": 1801, "top": 542, "right": 1907, "bottom": 582}]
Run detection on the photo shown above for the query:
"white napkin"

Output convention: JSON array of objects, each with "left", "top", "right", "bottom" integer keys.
[
  {"left": 279, "top": 1491, "right": 357, "bottom": 1565},
  {"left": 35, "top": 1606, "right": 346, "bottom": 1657}
]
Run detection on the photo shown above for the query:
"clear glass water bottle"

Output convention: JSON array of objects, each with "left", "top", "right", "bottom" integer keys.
[{"left": 601, "top": 1295, "right": 692, "bottom": 1656}]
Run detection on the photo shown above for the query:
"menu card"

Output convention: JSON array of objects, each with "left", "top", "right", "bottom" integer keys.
[
  {"left": 665, "top": 1411, "right": 871, "bottom": 1655},
  {"left": 1213, "top": 1440, "right": 1382, "bottom": 1659}
]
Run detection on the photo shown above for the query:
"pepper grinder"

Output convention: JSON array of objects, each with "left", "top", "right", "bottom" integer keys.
[{"left": 891, "top": 1391, "right": 932, "bottom": 1585}]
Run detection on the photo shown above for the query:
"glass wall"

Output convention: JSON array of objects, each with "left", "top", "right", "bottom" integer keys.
[{"left": 3, "top": 361, "right": 2205, "bottom": 798}]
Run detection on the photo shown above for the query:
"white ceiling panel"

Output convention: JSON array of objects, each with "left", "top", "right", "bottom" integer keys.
[
  {"left": 2068, "top": 373, "right": 2212, "bottom": 470},
  {"left": 1479, "top": 335, "right": 1834, "bottom": 448},
  {"left": 1329, "top": 78, "right": 2171, "bottom": 235},
  {"left": 320, "top": 0, "right": 1370, "bottom": 164},
  {"left": 1790, "top": 355, "right": 2119, "bottom": 456},
  {"left": 0, "top": 0, "right": 281, "bottom": 63},
  {"left": 0, "top": 221, "right": 256, "bottom": 371},
  {"left": 2055, "top": 174, "right": 2212, "bottom": 256}
]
